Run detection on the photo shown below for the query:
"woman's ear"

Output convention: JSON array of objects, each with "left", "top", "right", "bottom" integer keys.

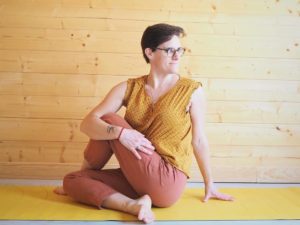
[{"left": 145, "top": 48, "right": 154, "bottom": 62}]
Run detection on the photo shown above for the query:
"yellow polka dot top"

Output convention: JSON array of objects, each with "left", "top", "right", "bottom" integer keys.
[{"left": 123, "top": 75, "right": 202, "bottom": 177}]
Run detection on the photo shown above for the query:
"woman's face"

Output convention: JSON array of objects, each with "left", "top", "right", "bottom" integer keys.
[{"left": 147, "top": 35, "right": 183, "bottom": 75}]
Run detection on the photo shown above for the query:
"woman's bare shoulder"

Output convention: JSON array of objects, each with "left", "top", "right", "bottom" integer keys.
[{"left": 109, "top": 81, "right": 127, "bottom": 95}]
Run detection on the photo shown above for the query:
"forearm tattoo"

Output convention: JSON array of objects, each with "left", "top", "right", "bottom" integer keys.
[{"left": 107, "top": 125, "right": 115, "bottom": 134}]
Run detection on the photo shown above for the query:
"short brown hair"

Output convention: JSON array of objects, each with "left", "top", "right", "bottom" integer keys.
[{"left": 141, "top": 23, "right": 186, "bottom": 63}]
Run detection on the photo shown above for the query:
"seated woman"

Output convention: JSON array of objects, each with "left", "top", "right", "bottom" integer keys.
[{"left": 54, "top": 23, "right": 234, "bottom": 224}]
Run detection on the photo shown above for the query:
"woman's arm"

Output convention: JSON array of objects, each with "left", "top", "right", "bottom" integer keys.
[
  {"left": 190, "top": 87, "right": 234, "bottom": 202},
  {"left": 190, "top": 87, "right": 213, "bottom": 186},
  {"left": 80, "top": 81, "right": 155, "bottom": 159},
  {"left": 80, "top": 81, "right": 126, "bottom": 140}
]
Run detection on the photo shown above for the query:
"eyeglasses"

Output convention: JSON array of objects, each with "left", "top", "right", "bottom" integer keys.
[{"left": 154, "top": 47, "right": 186, "bottom": 57}]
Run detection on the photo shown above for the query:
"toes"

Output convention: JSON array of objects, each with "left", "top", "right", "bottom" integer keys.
[
  {"left": 144, "top": 214, "right": 154, "bottom": 224},
  {"left": 138, "top": 206, "right": 154, "bottom": 224},
  {"left": 141, "top": 210, "right": 154, "bottom": 223},
  {"left": 138, "top": 206, "right": 145, "bottom": 221},
  {"left": 144, "top": 218, "right": 151, "bottom": 224},
  {"left": 53, "top": 186, "right": 66, "bottom": 195},
  {"left": 135, "top": 195, "right": 154, "bottom": 223}
]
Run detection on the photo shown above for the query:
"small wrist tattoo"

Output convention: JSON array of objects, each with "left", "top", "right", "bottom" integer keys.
[{"left": 107, "top": 125, "right": 115, "bottom": 134}]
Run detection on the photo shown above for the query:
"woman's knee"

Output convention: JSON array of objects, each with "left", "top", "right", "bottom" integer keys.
[
  {"left": 100, "top": 112, "right": 118, "bottom": 121},
  {"left": 149, "top": 191, "right": 181, "bottom": 208},
  {"left": 151, "top": 196, "right": 178, "bottom": 208},
  {"left": 63, "top": 170, "right": 83, "bottom": 191},
  {"left": 83, "top": 139, "right": 112, "bottom": 169},
  {"left": 100, "top": 113, "right": 131, "bottom": 128}
]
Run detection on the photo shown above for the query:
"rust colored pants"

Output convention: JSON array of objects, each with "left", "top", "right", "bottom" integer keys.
[{"left": 63, "top": 113, "right": 187, "bottom": 208}]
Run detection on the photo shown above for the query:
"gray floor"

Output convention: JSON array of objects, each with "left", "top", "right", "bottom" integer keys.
[
  {"left": 0, "top": 221, "right": 299, "bottom": 225},
  {"left": 0, "top": 179, "right": 299, "bottom": 225}
]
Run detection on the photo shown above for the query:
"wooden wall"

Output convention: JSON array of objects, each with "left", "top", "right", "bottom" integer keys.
[{"left": 0, "top": 0, "right": 299, "bottom": 182}]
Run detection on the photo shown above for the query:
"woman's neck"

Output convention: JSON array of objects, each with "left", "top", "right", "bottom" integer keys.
[{"left": 146, "top": 71, "right": 179, "bottom": 90}]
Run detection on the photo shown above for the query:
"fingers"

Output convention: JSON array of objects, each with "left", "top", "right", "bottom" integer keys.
[
  {"left": 203, "top": 192, "right": 234, "bottom": 203},
  {"left": 203, "top": 192, "right": 215, "bottom": 202},
  {"left": 212, "top": 192, "right": 234, "bottom": 201},
  {"left": 119, "top": 128, "right": 155, "bottom": 159},
  {"left": 137, "top": 145, "right": 154, "bottom": 155},
  {"left": 131, "top": 148, "right": 142, "bottom": 160},
  {"left": 122, "top": 129, "right": 154, "bottom": 148},
  {"left": 140, "top": 138, "right": 155, "bottom": 150},
  {"left": 202, "top": 194, "right": 210, "bottom": 202},
  {"left": 218, "top": 193, "right": 234, "bottom": 201},
  {"left": 130, "top": 144, "right": 153, "bottom": 160},
  {"left": 131, "top": 133, "right": 155, "bottom": 155}
]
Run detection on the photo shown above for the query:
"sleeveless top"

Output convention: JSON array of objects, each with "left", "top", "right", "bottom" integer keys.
[{"left": 123, "top": 75, "right": 202, "bottom": 177}]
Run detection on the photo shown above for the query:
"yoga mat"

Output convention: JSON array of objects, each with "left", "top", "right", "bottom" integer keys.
[{"left": 0, "top": 185, "right": 299, "bottom": 221}]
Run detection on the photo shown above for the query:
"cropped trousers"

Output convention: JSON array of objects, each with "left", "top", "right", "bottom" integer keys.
[{"left": 63, "top": 113, "right": 187, "bottom": 208}]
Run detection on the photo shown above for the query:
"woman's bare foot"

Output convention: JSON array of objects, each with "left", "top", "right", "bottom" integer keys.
[
  {"left": 127, "top": 195, "right": 155, "bottom": 224},
  {"left": 53, "top": 186, "right": 67, "bottom": 195}
]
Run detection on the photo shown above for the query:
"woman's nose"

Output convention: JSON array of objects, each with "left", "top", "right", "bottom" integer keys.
[{"left": 172, "top": 51, "right": 180, "bottom": 60}]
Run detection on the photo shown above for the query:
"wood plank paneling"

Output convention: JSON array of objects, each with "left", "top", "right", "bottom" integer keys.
[
  {"left": 1, "top": 73, "right": 299, "bottom": 102},
  {"left": 0, "top": 73, "right": 130, "bottom": 96},
  {"left": 193, "top": 77, "right": 300, "bottom": 102},
  {"left": 1, "top": 34, "right": 299, "bottom": 59},
  {"left": 0, "top": 119, "right": 299, "bottom": 146},
  {"left": 1, "top": 141, "right": 298, "bottom": 162},
  {"left": 0, "top": 118, "right": 86, "bottom": 142},
  {"left": 1, "top": 0, "right": 299, "bottom": 15},
  {"left": 258, "top": 158, "right": 300, "bottom": 183},
  {"left": 1, "top": 51, "right": 299, "bottom": 79},
  {"left": 1, "top": 24, "right": 300, "bottom": 39},
  {"left": 0, "top": 141, "right": 85, "bottom": 163},
  {"left": 1, "top": 14, "right": 299, "bottom": 31},
  {"left": 1, "top": 158, "right": 298, "bottom": 182},
  {"left": 211, "top": 145, "right": 300, "bottom": 158},
  {"left": 0, "top": 95, "right": 299, "bottom": 124},
  {"left": 0, "top": 162, "right": 83, "bottom": 179},
  {"left": 0, "top": 0, "right": 299, "bottom": 182}
]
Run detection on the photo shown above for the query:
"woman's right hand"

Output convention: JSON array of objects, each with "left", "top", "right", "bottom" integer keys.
[{"left": 118, "top": 128, "right": 155, "bottom": 160}]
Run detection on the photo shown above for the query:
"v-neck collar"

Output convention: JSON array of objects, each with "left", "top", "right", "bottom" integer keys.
[{"left": 143, "top": 74, "right": 181, "bottom": 107}]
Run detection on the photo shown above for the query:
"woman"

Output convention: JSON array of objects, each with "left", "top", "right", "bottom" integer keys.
[{"left": 55, "top": 23, "right": 234, "bottom": 223}]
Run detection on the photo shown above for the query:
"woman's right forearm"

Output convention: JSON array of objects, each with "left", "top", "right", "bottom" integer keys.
[{"left": 80, "top": 115, "right": 122, "bottom": 140}]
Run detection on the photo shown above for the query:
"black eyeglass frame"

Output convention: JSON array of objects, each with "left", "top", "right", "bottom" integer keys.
[{"left": 154, "top": 47, "right": 186, "bottom": 57}]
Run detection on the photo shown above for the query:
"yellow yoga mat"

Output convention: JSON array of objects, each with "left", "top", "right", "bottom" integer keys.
[{"left": 0, "top": 185, "right": 299, "bottom": 221}]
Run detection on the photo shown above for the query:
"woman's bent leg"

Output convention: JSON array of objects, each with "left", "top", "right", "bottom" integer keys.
[
  {"left": 55, "top": 135, "right": 114, "bottom": 195},
  {"left": 63, "top": 112, "right": 183, "bottom": 223},
  {"left": 62, "top": 113, "right": 137, "bottom": 207},
  {"left": 63, "top": 168, "right": 138, "bottom": 207},
  {"left": 102, "top": 193, "right": 154, "bottom": 223},
  {"left": 83, "top": 138, "right": 113, "bottom": 169},
  {"left": 101, "top": 113, "right": 187, "bottom": 207},
  {"left": 63, "top": 168, "right": 154, "bottom": 223}
]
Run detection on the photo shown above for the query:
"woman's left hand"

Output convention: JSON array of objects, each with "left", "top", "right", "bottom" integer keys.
[{"left": 203, "top": 183, "right": 234, "bottom": 202}]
